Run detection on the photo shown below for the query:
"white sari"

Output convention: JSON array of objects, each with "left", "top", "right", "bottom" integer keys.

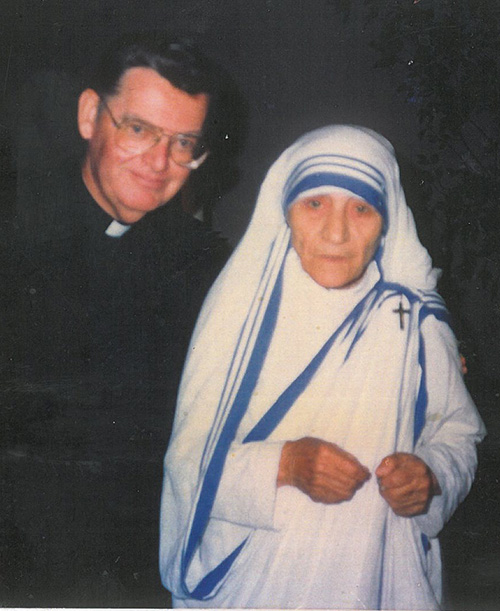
[{"left": 160, "top": 126, "right": 485, "bottom": 609}]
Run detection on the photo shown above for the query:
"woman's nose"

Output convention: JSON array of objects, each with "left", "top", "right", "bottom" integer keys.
[{"left": 322, "top": 207, "right": 349, "bottom": 243}]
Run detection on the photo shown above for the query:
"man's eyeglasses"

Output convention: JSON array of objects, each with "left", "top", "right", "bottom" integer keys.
[{"left": 100, "top": 98, "right": 209, "bottom": 170}]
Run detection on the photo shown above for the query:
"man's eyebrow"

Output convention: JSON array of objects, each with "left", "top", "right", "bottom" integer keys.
[{"left": 121, "top": 113, "right": 203, "bottom": 137}]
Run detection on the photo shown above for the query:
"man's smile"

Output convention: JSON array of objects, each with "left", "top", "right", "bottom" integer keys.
[{"left": 130, "top": 170, "right": 168, "bottom": 189}]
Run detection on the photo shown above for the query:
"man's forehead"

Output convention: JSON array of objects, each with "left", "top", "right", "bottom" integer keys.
[
  {"left": 115, "top": 66, "right": 166, "bottom": 91},
  {"left": 113, "top": 67, "right": 206, "bottom": 104},
  {"left": 106, "top": 66, "right": 209, "bottom": 133}
]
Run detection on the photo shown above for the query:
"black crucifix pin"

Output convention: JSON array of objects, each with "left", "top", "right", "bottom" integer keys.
[{"left": 393, "top": 298, "right": 410, "bottom": 330}]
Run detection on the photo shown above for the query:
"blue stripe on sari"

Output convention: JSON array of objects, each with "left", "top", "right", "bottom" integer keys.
[
  {"left": 244, "top": 287, "right": 379, "bottom": 443},
  {"left": 191, "top": 539, "right": 248, "bottom": 600},
  {"left": 181, "top": 265, "right": 284, "bottom": 598}
]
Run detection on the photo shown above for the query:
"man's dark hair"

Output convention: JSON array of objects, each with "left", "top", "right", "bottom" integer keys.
[
  {"left": 87, "top": 31, "right": 225, "bottom": 148},
  {"left": 88, "top": 31, "right": 219, "bottom": 99}
]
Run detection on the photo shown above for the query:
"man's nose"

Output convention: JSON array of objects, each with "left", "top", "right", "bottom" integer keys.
[
  {"left": 322, "top": 207, "right": 349, "bottom": 243},
  {"left": 144, "top": 137, "right": 172, "bottom": 172}
]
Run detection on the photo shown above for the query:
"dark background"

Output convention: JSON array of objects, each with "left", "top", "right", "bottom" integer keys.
[{"left": 1, "top": 1, "right": 499, "bottom": 609}]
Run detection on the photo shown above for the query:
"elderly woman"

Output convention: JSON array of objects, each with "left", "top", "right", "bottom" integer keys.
[{"left": 159, "top": 126, "right": 485, "bottom": 609}]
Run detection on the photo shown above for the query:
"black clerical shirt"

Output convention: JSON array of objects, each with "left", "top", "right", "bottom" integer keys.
[{"left": 0, "top": 165, "right": 229, "bottom": 606}]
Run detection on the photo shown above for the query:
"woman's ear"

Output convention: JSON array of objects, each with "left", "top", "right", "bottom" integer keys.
[{"left": 77, "top": 88, "right": 100, "bottom": 141}]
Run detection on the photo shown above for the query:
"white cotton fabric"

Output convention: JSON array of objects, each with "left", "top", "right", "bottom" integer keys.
[{"left": 160, "top": 125, "right": 485, "bottom": 609}]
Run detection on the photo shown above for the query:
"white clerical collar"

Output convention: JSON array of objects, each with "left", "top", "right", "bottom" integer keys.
[{"left": 105, "top": 219, "right": 131, "bottom": 238}]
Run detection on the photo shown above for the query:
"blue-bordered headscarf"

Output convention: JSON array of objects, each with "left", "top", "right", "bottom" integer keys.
[{"left": 282, "top": 151, "right": 387, "bottom": 228}]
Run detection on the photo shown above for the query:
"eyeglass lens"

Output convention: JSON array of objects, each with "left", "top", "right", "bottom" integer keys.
[{"left": 116, "top": 119, "right": 204, "bottom": 164}]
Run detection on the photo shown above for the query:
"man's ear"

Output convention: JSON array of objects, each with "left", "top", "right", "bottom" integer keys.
[{"left": 77, "top": 89, "right": 100, "bottom": 140}]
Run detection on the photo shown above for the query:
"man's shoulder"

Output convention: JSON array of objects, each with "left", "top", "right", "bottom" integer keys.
[
  {"left": 14, "top": 159, "right": 95, "bottom": 242},
  {"left": 133, "top": 201, "right": 231, "bottom": 268}
]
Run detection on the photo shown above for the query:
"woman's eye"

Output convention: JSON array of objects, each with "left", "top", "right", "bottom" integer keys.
[
  {"left": 355, "top": 203, "right": 370, "bottom": 214},
  {"left": 307, "top": 199, "right": 322, "bottom": 209}
]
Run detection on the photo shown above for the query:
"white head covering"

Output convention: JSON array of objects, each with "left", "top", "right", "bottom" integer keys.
[{"left": 245, "top": 124, "right": 437, "bottom": 289}]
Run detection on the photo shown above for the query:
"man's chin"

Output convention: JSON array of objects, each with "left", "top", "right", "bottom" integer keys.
[{"left": 116, "top": 197, "right": 168, "bottom": 224}]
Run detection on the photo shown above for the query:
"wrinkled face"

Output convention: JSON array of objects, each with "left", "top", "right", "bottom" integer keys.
[
  {"left": 288, "top": 191, "right": 384, "bottom": 289},
  {"left": 78, "top": 67, "right": 209, "bottom": 224}
]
